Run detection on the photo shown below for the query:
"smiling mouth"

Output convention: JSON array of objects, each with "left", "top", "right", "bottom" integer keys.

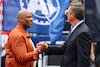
[
  {"left": 29, "top": 22, "right": 31, "bottom": 23},
  {"left": 29, "top": 22, "right": 32, "bottom": 25}
]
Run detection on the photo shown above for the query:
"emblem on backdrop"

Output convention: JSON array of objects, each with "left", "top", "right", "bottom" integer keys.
[{"left": 20, "top": 0, "right": 60, "bottom": 25}]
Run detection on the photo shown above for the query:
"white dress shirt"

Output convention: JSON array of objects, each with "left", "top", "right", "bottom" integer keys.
[{"left": 70, "top": 20, "right": 84, "bottom": 34}]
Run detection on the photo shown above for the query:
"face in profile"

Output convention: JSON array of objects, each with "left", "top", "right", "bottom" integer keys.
[
  {"left": 21, "top": 11, "right": 33, "bottom": 29},
  {"left": 66, "top": 6, "right": 74, "bottom": 23}
]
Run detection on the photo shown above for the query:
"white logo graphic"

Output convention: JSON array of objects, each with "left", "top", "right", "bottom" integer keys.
[{"left": 20, "top": 0, "right": 60, "bottom": 25}]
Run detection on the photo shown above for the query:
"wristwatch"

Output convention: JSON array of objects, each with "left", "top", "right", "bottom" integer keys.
[{"left": 90, "top": 53, "right": 95, "bottom": 58}]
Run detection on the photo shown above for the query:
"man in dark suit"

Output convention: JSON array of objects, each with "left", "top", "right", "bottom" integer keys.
[{"left": 37, "top": 1, "right": 92, "bottom": 67}]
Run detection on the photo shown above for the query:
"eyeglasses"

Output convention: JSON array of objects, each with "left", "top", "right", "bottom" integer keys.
[
  {"left": 65, "top": 10, "right": 72, "bottom": 15},
  {"left": 65, "top": 10, "right": 68, "bottom": 15}
]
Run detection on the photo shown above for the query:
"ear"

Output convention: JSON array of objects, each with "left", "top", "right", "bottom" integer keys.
[
  {"left": 18, "top": 18, "right": 22, "bottom": 22},
  {"left": 71, "top": 13, "right": 75, "bottom": 18}
]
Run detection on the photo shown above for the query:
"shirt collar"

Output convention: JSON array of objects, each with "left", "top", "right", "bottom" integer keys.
[
  {"left": 16, "top": 24, "right": 31, "bottom": 38},
  {"left": 70, "top": 20, "right": 83, "bottom": 33}
]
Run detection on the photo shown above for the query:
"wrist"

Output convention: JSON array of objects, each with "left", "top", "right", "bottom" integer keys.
[
  {"left": 90, "top": 53, "right": 95, "bottom": 58},
  {"left": 37, "top": 49, "right": 41, "bottom": 53}
]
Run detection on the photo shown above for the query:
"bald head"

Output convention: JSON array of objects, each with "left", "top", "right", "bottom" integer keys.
[
  {"left": 17, "top": 9, "right": 33, "bottom": 30},
  {"left": 17, "top": 10, "right": 31, "bottom": 19}
]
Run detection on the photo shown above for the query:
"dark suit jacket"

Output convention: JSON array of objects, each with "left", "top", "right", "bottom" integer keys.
[{"left": 45, "top": 22, "right": 92, "bottom": 67}]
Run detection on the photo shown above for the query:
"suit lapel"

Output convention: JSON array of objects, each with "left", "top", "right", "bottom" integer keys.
[{"left": 66, "top": 22, "right": 85, "bottom": 43}]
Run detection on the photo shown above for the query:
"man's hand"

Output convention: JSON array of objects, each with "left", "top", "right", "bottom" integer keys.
[
  {"left": 36, "top": 42, "right": 48, "bottom": 53},
  {"left": 91, "top": 54, "right": 95, "bottom": 62}
]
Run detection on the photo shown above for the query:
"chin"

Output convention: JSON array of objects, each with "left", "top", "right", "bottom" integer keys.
[
  {"left": 29, "top": 26, "right": 32, "bottom": 27},
  {"left": 67, "top": 20, "right": 70, "bottom": 23},
  {"left": 28, "top": 26, "right": 31, "bottom": 28},
  {"left": 67, "top": 20, "right": 71, "bottom": 23},
  {"left": 29, "top": 24, "right": 32, "bottom": 27}
]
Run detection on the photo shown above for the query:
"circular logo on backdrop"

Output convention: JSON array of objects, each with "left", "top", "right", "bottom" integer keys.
[{"left": 20, "top": 0, "right": 60, "bottom": 25}]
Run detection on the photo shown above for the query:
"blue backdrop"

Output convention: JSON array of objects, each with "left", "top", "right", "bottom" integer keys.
[{"left": 3, "top": 0, "right": 69, "bottom": 44}]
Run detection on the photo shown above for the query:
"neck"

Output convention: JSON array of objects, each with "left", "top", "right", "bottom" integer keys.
[
  {"left": 70, "top": 19, "right": 81, "bottom": 27},
  {"left": 18, "top": 23, "right": 27, "bottom": 31}
]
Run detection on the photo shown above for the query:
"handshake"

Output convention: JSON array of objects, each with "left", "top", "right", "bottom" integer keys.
[{"left": 36, "top": 42, "right": 48, "bottom": 53}]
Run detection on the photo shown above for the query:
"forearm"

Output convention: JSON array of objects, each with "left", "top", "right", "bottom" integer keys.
[
  {"left": 45, "top": 45, "right": 65, "bottom": 55},
  {"left": 91, "top": 42, "right": 95, "bottom": 55},
  {"left": 90, "top": 42, "right": 95, "bottom": 62},
  {"left": 15, "top": 51, "right": 39, "bottom": 64}
]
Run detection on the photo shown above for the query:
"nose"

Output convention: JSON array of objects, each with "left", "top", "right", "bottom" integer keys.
[{"left": 30, "top": 17, "right": 33, "bottom": 22}]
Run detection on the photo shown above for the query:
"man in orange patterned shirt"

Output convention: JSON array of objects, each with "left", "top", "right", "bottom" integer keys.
[{"left": 5, "top": 10, "right": 44, "bottom": 67}]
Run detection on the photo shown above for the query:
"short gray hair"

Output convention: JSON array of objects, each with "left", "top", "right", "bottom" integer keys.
[{"left": 70, "top": 1, "right": 85, "bottom": 20}]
